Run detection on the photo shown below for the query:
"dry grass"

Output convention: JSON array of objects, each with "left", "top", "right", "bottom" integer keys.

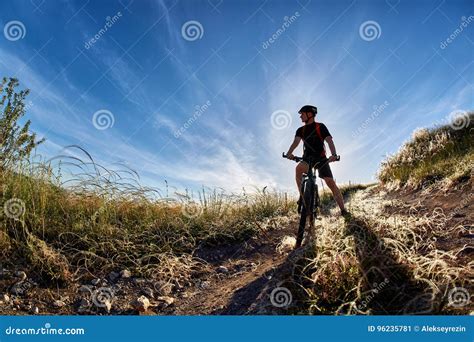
[
  {"left": 0, "top": 146, "right": 293, "bottom": 286},
  {"left": 378, "top": 112, "right": 473, "bottom": 188},
  {"left": 290, "top": 186, "right": 471, "bottom": 315}
]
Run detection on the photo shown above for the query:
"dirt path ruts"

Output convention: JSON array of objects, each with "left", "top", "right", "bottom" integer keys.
[{"left": 166, "top": 219, "right": 298, "bottom": 315}]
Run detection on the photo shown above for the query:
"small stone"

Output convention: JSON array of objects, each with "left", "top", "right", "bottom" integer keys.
[
  {"left": 32, "top": 306, "right": 39, "bottom": 314},
  {"left": 199, "top": 281, "right": 211, "bottom": 290},
  {"left": 77, "top": 306, "right": 89, "bottom": 313},
  {"left": 141, "top": 287, "right": 154, "bottom": 299},
  {"left": 120, "top": 269, "right": 131, "bottom": 278},
  {"left": 2, "top": 294, "right": 10, "bottom": 303},
  {"left": 156, "top": 296, "right": 175, "bottom": 307},
  {"left": 103, "top": 299, "right": 112, "bottom": 313},
  {"left": 53, "top": 300, "right": 65, "bottom": 308},
  {"left": 217, "top": 266, "right": 229, "bottom": 273},
  {"left": 109, "top": 271, "right": 120, "bottom": 282},
  {"left": 130, "top": 295, "right": 150, "bottom": 312},
  {"left": 133, "top": 278, "right": 146, "bottom": 285},
  {"left": 91, "top": 278, "right": 101, "bottom": 286},
  {"left": 15, "top": 271, "right": 27, "bottom": 281}
]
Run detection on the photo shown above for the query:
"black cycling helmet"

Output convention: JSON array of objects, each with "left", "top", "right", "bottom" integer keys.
[{"left": 298, "top": 105, "right": 317, "bottom": 115}]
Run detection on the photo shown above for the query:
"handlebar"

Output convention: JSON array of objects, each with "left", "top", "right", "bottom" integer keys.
[
  {"left": 282, "top": 152, "right": 340, "bottom": 163},
  {"left": 282, "top": 153, "right": 303, "bottom": 162}
]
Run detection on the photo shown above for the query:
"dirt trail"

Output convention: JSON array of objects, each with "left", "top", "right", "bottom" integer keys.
[
  {"left": 170, "top": 182, "right": 473, "bottom": 316},
  {"left": 166, "top": 217, "right": 299, "bottom": 315}
]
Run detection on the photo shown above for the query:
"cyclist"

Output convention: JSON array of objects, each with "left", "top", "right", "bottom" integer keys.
[{"left": 285, "top": 105, "right": 348, "bottom": 216}]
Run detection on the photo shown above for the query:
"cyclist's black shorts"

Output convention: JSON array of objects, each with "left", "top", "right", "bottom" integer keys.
[{"left": 302, "top": 156, "right": 334, "bottom": 179}]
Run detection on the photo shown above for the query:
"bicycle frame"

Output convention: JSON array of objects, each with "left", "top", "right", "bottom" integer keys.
[{"left": 282, "top": 152, "right": 340, "bottom": 248}]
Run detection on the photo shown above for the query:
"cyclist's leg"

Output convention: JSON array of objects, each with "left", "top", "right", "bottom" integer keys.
[
  {"left": 322, "top": 177, "right": 345, "bottom": 212},
  {"left": 317, "top": 162, "right": 345, "bottom": 212},
  {"left": 295, "top": 161, "right": 309, "bottom": 197}
]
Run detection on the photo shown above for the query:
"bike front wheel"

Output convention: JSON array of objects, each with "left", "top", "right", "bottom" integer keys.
[{"left": 296, "top": 178, "right": 315, "bottom": 247}]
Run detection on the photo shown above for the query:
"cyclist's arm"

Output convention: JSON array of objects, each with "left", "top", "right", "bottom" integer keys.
[
  {"left": 286, "top": 136, "right": 301, "bottom": 155},
  {"left": 325, "top": 136, "right": 337, "bottom": 156}
]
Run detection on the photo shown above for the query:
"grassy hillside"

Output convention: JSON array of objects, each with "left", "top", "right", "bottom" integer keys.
[
  {"left": 285, "top": 114, "right": 473, "bottom": 315},
  {"left": 378, "top": 111, "right": 473, "bottom": 187}
]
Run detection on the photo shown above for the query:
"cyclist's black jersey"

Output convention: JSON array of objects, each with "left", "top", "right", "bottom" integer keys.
[{"left": 295, "top": 122, "right": 331, "bottom": 159}]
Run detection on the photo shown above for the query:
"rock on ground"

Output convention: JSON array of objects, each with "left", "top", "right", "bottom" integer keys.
[{"left": 130, "top": 296, "right": 150, "bottom": 312}]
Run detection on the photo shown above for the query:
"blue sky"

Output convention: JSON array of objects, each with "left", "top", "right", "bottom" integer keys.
[{"left": 0, "top": 0, "right": 473, "bottom": 194}]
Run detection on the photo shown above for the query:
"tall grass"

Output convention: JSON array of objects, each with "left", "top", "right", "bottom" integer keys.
[
  {"left": 378, "top": 112, "right": 473, "bottom": 187},
  {"left": 1, "top": 146, "right": 292, "bottom": 284}
]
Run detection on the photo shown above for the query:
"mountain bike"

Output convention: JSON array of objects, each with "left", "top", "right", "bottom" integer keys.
[{"left": 282, "top": 153, "right": 340, "bottom": 248}]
